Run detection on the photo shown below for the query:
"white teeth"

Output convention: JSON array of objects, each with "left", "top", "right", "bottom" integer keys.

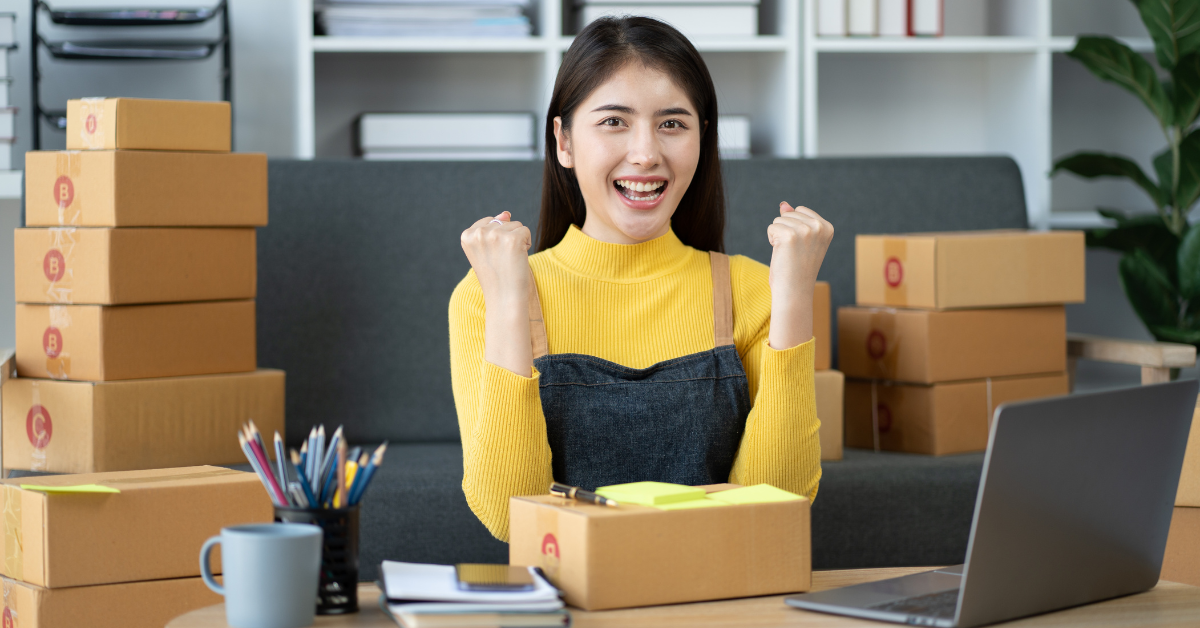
[{"left": 616, "top": 180, "right": 664, "bottom": 192}]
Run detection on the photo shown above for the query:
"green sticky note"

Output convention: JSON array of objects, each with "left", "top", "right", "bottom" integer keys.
[
  {"left": 708, "top": 484, "right": 802, "bottom": 505},
  {"left": 655, "top": 497, "right": 729, "bottom": 510},
  {"left": 595, "top": 481, "right": 705, "bottom": 506},
  {"left": 20, "top": 484, "right": 121, "bottom": 494}
]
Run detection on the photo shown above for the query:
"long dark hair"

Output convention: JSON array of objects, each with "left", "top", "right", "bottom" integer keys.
[{"left": 536, "top": 17, "right": 726, "bottom": 253}]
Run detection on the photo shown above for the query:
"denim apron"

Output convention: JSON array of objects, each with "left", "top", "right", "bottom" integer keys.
[{"left": 529, "top": 251, "right": 753, "bottom": 490}]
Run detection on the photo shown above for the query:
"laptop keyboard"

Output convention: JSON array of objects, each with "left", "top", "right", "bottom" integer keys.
[{"left": 868, "top": 588, "right": 960, "bottom": 619}]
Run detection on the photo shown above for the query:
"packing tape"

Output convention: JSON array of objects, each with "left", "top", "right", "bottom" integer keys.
[
  {"left": 2, "top": 487, "right": 21, "bottom": 582},
  {"left": 865, "top": 307, "right": 900, "bottom": 379},
  {"left": 78, "top": 97, "right": 107, "bottom": 150},
  {"left": 882, "top": 239, "right": 908, "bottom": 307},
  {"left": 44, "top": 228, "right": 77, "bottom": 304},
  {"left": 43, "top": 307, "right": 71, "bottom": 380},
  {"left": 27, "top": 383, "right": 47, "bottom": 473},
  {"left": 53, "top": 152, "right": 84, "bottom": 226}
]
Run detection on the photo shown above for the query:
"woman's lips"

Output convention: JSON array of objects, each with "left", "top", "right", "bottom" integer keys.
[{"left": 613, "top": 179, "right": 667, "bottom": 210}]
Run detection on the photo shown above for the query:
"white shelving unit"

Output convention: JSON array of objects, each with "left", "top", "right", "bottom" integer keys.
[{"left": 295, "top": 0, "right": 1160, "bottom": 229}]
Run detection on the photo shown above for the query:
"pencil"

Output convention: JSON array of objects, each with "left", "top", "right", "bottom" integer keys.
[
  {"left": 349, "top": 442, "right": 387, "bottom": 506},
  {"left": 299, "top": 441, "right": 309, "bottom": 481},
  {"left": 289, "top": 483, "right": 310, "bottom": 508},
  {"left": 290, "top": 449, "right": 318, "bottom": 507},
  {"left": 248, "top": 419, "right": 268, "bottom": 461},
  {"left": 319, "top": 426, "right": 343, "bottom": 495},
  {"left": 346, "top": 451, "right": 369, "bottom": 504},
  {"left": 245, "top": 426, "right": 288, "bottom": 505},
  {"left": 239, "top": 432, "right": 282, "bottom": 506},
  {"left": 336, "top": 439, "right": 347, "bottom": 509},
  {"left": 314, "top": 425, "right": 326, "bottom": 486},
  {"left": 339, "top": 460, "right": 359, "bottom": 509},
  {"left": 304, "top": 426, "right": 317, "bottom": 488},
  {"left": 273, "top": 432, "right": 288, "bottom": 491}
]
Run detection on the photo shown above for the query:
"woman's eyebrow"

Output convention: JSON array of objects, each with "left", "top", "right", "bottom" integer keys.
[{"left": 589, "top": 104, "right": 695, "bottom": 117}]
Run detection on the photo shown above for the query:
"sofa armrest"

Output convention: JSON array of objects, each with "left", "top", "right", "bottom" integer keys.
[{"left": 1067, "top": 333, "right": 1196, "bottom": 387}]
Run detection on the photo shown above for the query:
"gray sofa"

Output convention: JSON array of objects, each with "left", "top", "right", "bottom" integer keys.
[{"left": 259, "top": 157, "right": 1027, "bottom": 581}]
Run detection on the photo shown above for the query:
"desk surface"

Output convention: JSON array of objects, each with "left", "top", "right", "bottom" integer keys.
[{"left": 167, "top": 567, "right": 1200, "bottom": 627}]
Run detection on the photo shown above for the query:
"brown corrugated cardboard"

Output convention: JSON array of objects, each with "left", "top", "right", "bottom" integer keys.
[
  {"left": 1162, "top": 507, "right": 1200, "bottom": 586},
  {"left": 2, "top": 370, "right": 284, "bottom": 473},
  {"left": 816, "top": 369, "right": 843, "bottom": 461},
  {"left": 1178, "top": 397, "right": 1200, "bottom": 507},
  {"left": 24, "top": 150, "right": 267, "bottom": 227},
  {"left": 509, "top": 486, "right": 810, "bottom": 610},
  {"left": 815, "top": 281, "right": 830, "bottom": 371},
  {"left": 855, "top": 230, "right": 1085, "bottom": 309},
  {"left": 0, "top": 575, "right": 220, "bottom": 628},
  {"left": 14, "top": 228, "right": 256, "bottom": 305},
  {"left": 844, "top": 372, "right": 1069, "bottom": 455},
  {"left": 66, "top": 98, "right": 230, "bottom": 152},
  {"left": 838, "top": 306, "right": 1066, "bottom": 384},
  {"left": 0, "top": 466, "right": 272, "bottom": 588},
  {"left": 15, "top": 300, "right": 256, "bottom": 381}
]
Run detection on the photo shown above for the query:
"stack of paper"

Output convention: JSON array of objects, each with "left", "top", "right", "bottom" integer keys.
[
  {"left": 357, "top": 112, "right": 537, "bottom": 160},
  {"left": 0, "top": 12, "right": 14, "bottom": 171},
  {"left": 381, "top": 562, "right": 567, "bottom": 628},
  {"left": 577, "top": 0, "right": 760, "bottom": 38},
  {"left": 595, "top": 481, "right": 803, "bottom": 510},
  {"left": 318, "top": 0, "right": 532, "bottom": 38}
]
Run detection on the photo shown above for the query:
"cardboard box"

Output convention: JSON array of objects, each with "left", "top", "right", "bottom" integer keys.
[
  {"left": 844, "top": 372, "right": 1069, "bottom": 455},
  {"left": 509, "top": 486, "right": 810, "bottom": 610},
  {"left": 2, "top": 370, "right": 284, "bottom": 474},
  {"left": 14, "top": 228, "right": 257, "bottom": 305},
  {"left": 66, "top": 98, "right": 230, "bottom": 152},
  {"left": 0, "top": 466, "right": 273, "bottom": 588},
  {"left": 1178, "top": 396, "right": 1200, "bottom": 507},
  {"left": 815, "top": 281, "right": 830, "bottom": 371},
  {"left": 15, "top": 300, "right": 257, "bottom": 381},
  {"left": 24, "top": 150, "right": 267, "bottom": 227},
  {"left": 1162, "top": 506, "right": 1200, "bottom": 586},
  {"left": 0, "top": 575, "right": 220, "bottom": 628},
  {"left": 838, "top": 306, "right": 1066, "bottom": 384},
  {"left": 816, "top": 369, "right": 843, "bottom": 461},
  {"left": 856, "top": 230, "right": 1085, "bottom": 310}
]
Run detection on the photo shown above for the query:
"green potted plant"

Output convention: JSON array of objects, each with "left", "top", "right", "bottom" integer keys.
[{"left": 1053, "top": 0, "right": 1200, "bottom": 346}]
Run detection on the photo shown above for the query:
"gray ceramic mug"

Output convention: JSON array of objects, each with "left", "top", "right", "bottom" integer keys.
[{"left": 200, "top": 523, "right": 323, "bottom": 628}]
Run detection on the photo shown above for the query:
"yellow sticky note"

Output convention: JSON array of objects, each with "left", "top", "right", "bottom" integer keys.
[
  {"left": 655, "top": 497, "right": 729, "bottom": 510},
  {"left": 20, "top": 484, "right": 121, "bottom": 494},
  {"left": 595, "top": 481, "right": 705, "bottom": 506},
  {"left": 708, "top": 484, "right": 801, "bottom": 505}
]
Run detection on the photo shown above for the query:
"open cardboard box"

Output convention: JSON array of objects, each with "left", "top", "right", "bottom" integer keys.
[{"left": 509, "top": 484, "right": 810, "bottom": 610}]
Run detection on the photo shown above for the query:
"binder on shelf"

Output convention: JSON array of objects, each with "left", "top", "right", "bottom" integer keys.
[
  {"left": 578, "top": 0, "right": 760, "bottom": 38},
  {"left": 319, "top": 0, "right": 532, "bottom": 38},
  {"left": 878, "top": 0, "right": 907, "bottom": 37},
  {"left": 909, "top": 0, "right": 942, "bottom": 37},
  {"left": 847, "top": 0, "right": 876, "bottom": 37},
  {"left": 817, "top": 0, "right": 846, "bottom": 37},
  {"left": 357, "top": 112, "right": 536, "bottom": 160}
]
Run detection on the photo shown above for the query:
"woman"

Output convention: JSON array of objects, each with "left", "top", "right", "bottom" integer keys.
[{"left": 450, "top": 17, "right": 832, "bottom": 541}]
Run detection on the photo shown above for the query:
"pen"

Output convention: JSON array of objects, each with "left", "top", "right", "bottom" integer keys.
[{"left": 550, "top": 482, "right": 618, "bottom": 507}]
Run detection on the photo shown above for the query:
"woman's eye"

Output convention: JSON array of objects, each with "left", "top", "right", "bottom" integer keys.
[
  {"left": 601, "top": 118, "right": 623, "bottom": 127},
  {"left": 661, "top": 120, "right": 686, "bottom": 130}
]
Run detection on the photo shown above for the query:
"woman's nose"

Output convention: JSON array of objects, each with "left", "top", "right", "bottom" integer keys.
[{"left": 626, "top": 124, "right": 660, "bottom": 167}]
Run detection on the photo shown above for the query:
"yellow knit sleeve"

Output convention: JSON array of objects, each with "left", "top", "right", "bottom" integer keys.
[
  {"left": 449, "top": 270, "right": 554, "bottom": 541},
  {"left": 726, "top": 256, "right": 823, "bottom": 501}
]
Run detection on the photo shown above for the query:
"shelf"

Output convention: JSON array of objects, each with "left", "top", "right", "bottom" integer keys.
[
  {"left": 814, "top": 36, "right": 1042, "bottom": 53},
  {"left": 557, "top": 35, "right": 791, "bottom": 53},
  {"left": 1046, "top": 36, "right": 1153, "bottom": 53},
  {"left": 313, "top": 36, "right": 549, "bottom": 53},
  {"left": 0, "top": 171, "right": 22, "bottom": 200}
]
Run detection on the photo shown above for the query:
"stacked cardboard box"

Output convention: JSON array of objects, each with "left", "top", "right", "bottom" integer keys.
[
  {"left": 0, "top": 467, "right": 273, "bottom": 628},
  {"left": 838, "top": 231, "right": 1085, "bottom": 455},
  {"left": 812, "top": 281, "right": 845, "bottom": 461},
  {"left": 3, "top": 98, "right": 284, "bottom": 474}
]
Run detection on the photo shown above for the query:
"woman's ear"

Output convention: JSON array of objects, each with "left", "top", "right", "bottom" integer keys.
[{"left": 553, "top": 116, "right": 573, "bottom": 169}]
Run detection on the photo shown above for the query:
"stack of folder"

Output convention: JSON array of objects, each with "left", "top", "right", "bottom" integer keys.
[
  {"left": 319, "top": 0, "right": 533, "bottom": 38},
  {"left": 576, "top": 0, "right": 761, "bottom": 38},
  {"left": 381, "top": 562, "right": 567, "bottom": 627},
  {"left": 0, "top": 12, "right": 14, "bottom": 170},
  {"left": 3, "top": 98, "right": 285, "bottom": 474}
]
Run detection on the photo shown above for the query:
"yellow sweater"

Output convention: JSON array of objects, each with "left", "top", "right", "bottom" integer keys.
[{"left": 449, "top": 225, "right": 821, "bottom": 541}]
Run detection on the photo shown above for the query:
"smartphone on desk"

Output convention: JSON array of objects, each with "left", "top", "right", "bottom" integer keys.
[{"left": 454, "top": 563, "right": 536, "bottom": 591}]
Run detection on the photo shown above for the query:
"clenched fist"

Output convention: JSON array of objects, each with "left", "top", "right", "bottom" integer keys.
[
  {"left": 460, "top": 211, "right": 535, "bottom": 377},
  {"left": 767, "top": 202, "right": 833, "bottom": 350}
]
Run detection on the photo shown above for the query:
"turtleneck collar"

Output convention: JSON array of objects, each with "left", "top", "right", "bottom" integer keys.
[{"left": 547, "top": 225, "right": 695, "bottom": 283}]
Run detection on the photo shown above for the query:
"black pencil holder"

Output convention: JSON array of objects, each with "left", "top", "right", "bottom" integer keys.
[{"left": 275, "top": 505, "right": 360, "bottom": 615}]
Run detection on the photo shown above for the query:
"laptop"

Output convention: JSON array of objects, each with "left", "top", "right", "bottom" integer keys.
[{"left": 786, "top": 379, "right": 1199, "bottom": 628}]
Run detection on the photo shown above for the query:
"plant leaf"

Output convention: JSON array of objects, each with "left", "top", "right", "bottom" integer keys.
[
  {"left": 1149, "top": 324, "right": 1200, "bottom": 345},
  {"left": 1066, "top": 36, "right": 1174, "bottom": 126},
  {"left": 1090, "top": 210, "right": 1182, "bottom": 281},
  {"left": 1172, "top": 53, "right": 1200, "bottom": 125},
  {"left": 1154, "top": 127, "right": 1200, "bottom": 213},
  {"left": 1052, "top": 151, "right": 1167, "bottom": 207},
  {"left": 1179, "top": 224, "right": 1200, "bottom": 299},
  {"left": 1120, "top": 249, "right": 1181, "bottom": 329},
  {"left": 1138, "top": 0, "right": 1200, "bottom": 69}
]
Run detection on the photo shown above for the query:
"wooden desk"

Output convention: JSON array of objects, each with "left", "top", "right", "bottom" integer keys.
[{"left": 167, "top": 567, "right": 1200, "bottom": 627}]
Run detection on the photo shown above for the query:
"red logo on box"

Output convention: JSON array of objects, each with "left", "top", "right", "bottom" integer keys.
[
  {"left": 867, "top": 330, "right": 887, "bottom": 360},
  {"left": 541, "top": 533, "right": 560, "bottom": 576},
  {"left": 884, "top": 257, "right": 904, "bottom": 287},
  {"left": 85, "top": 114, "right": 97, "bottom": 135},
  {"left": 27, "top": 405, "right": 52, "bottom": 449},
  {"left": 44, "top": 250, "right": 66, "bottom": 282},
  {"left": 43, "top": 326, "right": 63, "bottom": 358},
  {"left": 53, "top": 176, "right": 74, "bottom": 208},
  {"left": 876, "top": 404, "right": 893, "bottom": 433},
  {"left": 2, "top": 607, "right": 12, "bottom": 628}
]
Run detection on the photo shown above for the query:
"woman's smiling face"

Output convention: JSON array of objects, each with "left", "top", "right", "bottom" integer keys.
[{"left": 554, "top": 62, "right": 702, "bottom": 244}]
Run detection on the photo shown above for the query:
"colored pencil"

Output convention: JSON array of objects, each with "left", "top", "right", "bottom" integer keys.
[
  {"left": 239, "top": 432, "right": 283, "bottom": 507},
  {"left": 349, "top": 442, "right": 387, "bottom": 506},
  {"left": 336, "top": 439, "right": 347, "bottom": 509},
  {"left": 304, "top": 426, "right": 317, "bottom": 488},
  {"left": 319, "top": 426, "right": 343, "bottom": 494},
  {"left": 273, "top": 432, "right": 288, "bottom": 490},
  {"left": 248, "top": 419, "right": 268, "bottom": 460},
  {"left": 290, "top": 449, "right": 318, "bottom": 506},
  {"left": 289, "top": 483, "right": 310, "bottom": 508},
  {"left": 339, "top": 460, "right": 359, "bottom": 509},
  {"left": 320, "top": 461, "right": 338, "bottom": 507},
  {"left": 299, "top": 441, "right": 308, "bottom": 481},
  {"left": 245, "top": 426, "right": 288, "bottom": 505}
]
